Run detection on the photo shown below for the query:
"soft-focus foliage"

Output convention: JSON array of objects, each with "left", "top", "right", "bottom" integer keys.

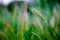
[{"left": 0, "top": 0, "right": 60, "bottom": 40}]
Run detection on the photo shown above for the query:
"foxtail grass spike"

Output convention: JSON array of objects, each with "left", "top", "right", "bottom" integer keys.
[
  {"left": 23, "top": 1, "right": 29, "bottom": 31},
  {"left": 13, "top": 3, "right": 17, "bottom": 19},
  {"left": 53, "top": 7, "right": 58, "bottom": 33},
  {"left": 0, "top": 31, "right": 8, "bottom": 40},
  {"left": 30, "top": 7, "right": 48, "bottom": 24},
  {"left": 5, "top": 21, "right": 15, "bottom": 37}
]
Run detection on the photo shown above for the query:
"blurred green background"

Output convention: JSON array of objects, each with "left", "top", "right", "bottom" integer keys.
[{"left": 0, "top": 0, "right": 60, "bottom": 40}]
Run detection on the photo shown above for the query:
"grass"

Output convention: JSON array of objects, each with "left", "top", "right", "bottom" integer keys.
[{"left": 0, "top": 0, "right": 60, "bottom": 40}]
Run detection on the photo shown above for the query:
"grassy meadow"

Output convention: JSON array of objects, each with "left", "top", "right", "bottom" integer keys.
[{"left": 0, "top": 0, "right": 60, "bottom": 40}]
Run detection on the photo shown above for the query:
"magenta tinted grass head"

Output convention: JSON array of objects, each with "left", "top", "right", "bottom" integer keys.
[
  {"left": 23, "top": 12, "right": 28, "bottom": 19},
  {"left": 50, "top": 16, "right": 55, "bottom": 27}
]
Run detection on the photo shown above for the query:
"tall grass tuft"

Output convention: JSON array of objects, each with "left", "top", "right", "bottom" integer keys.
[{"left": 0, "top": 0, "right": 60, "bottom": 40}]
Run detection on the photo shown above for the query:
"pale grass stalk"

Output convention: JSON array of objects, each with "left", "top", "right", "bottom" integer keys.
[
  {"left": 53, "top": 7, "right": 58, "bottom": 33},
  {"left": 13, "top": 3, "right": 17, "bottom": 19},
  {"left": 17, "top": 1, "right": 29, "bottom": 40},
  {"left": 30, "top": 7, "right": 48, "bottom": 24}
]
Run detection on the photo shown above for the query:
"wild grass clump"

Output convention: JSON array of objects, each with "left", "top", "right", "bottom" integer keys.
[{"left": 0, "top": 0, "right": 60, "bottom": 40}]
